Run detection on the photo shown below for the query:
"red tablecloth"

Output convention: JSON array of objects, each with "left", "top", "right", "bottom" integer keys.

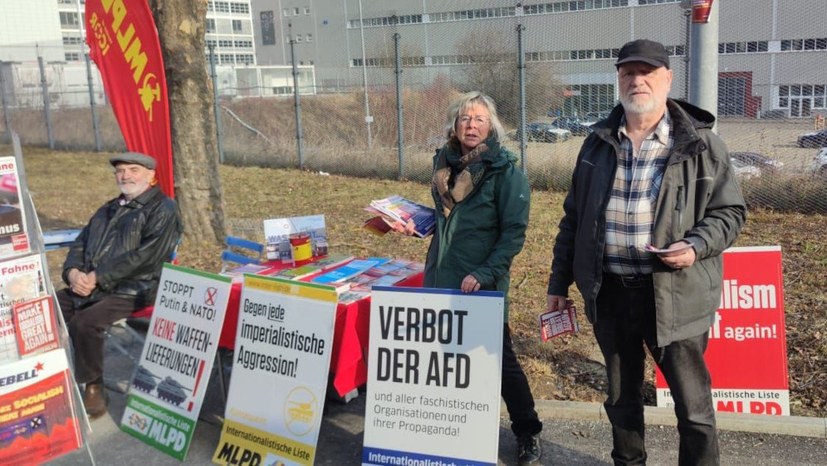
[{"left": 218, "top": 260, "right": 423, "bottom": 397}]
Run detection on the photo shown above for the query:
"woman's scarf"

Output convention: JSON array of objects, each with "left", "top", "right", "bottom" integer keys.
[{"left": 432, "top": 142, "right": 490, "bottom": 217}]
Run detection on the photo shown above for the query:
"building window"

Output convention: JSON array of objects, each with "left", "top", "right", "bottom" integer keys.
[
  {"left": 63, "top": 36, "right": 83, "bottom": 45},
  {"left": 305, "top": 7, "right": 311, "bottom": 15},
  {"left": 295, "top": 34, "right": 302, "bottom": 42},
  {"left": 206, "top": 19, "right": 216, "bottom": 33},
  {"left": 294, "top": 7, "right": 300, "bottom": 15},
  {"left": 232, "top": 19, "right": 243, "bottom": 33},
  {"left": 65, "top": 52, "right": 81, "bottom": 61},
  {"left": 306, "top": 34, "right": 313, "bottom": 42},
  {"left": 780, "top": 37, "right": 827, "bottom": 52},
  {"left": 59, "top": 12, "right": 79, "bottom": 27},
  {"left": 214, "top": 1, "right": 229, "bottom": 13},
  {"left": 236, "top": 54, "right": 254, "bottom": 65},
  {"left": 283, "top": 8, "right": 290, "bottom": 16},
  {"left": 230, "top": 2, "right": 249, "bottom": 14}
]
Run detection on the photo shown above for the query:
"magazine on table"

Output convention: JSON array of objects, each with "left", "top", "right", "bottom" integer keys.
[
  {"left": 13, "top": 295, "right": 60, "bottom": 357},
  {"left": 364, "top": 195, "right": 435, "bottom": 238},
  {"left": 269, "top": 254, "right": 355, "bottom": 280},
  {"left": 311, "top": 257, "right": 389, "bottom": 284}
]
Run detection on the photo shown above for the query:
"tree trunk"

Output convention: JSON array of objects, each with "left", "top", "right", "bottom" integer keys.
[{"left": 150, "top": 0, "right": 225, "bottom": 244}]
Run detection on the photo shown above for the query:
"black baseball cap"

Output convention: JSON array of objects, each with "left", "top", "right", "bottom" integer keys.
[
  {"left": 109, "top": 151, "right": 157, "bottom": 170},
  {"left": 615, "top": 39, "right": 670, "bottom": 69}
]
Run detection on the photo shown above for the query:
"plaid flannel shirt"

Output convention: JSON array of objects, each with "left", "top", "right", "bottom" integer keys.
[{"left": 603, "top": 112, "right": 673, "bottom": 275}]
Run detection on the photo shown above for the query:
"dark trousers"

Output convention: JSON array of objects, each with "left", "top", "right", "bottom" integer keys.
[
  {"left": 57, "top": 288, "right": 141, "bottom": 384},
  {"left": 502, "top": 324, "right": 543, "bottom": 437},
  {"left": 594, "top": 275, "right": 719, "bottom": 466}
]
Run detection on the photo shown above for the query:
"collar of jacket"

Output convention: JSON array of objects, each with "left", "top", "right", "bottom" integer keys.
[
  {"left": 117, "top": 185, "right": 163, "bottom": 208},
  {"left": 590, "top": 98, "right": 713, "bottom": 163}
]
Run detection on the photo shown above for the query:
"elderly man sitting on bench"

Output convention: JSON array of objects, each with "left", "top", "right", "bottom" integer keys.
[{"left": 57, "top": 152, "right": 182, "bottom": 419}]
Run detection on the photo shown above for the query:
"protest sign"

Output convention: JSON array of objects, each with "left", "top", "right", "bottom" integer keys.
[
  {"left": 363, "top": 287, "right": 504, "bottom": 466},
  {"left": 213, "top": 275, "right": 337, "bottom": 466},
  {"left": 656, "top": 246, "right": 790, "bottom": 415},
  {"left": 120, "top": 264, "right": 232, "bottom": 460},
  {"left": 0, "top": 348, "right": 83, "bottom": 464},
  {"left": 0, "top": 253, "right": 46, "bottom": 363}
]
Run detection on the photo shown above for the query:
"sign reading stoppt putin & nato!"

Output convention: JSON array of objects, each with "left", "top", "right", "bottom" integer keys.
[
  {"left": 120, "top": 264, "right": 232, "bottom": 461},
  {"left": 657, "top": 246, "right": 790, "bottom": 415},
  {"left": 363, "top": 286, "right": 505, "bottom": 466},
  {"left": 213, "top": 275, "right": 337, "bottom": 466}
]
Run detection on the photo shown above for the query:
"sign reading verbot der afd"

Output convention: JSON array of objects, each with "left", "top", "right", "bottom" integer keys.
[
  {"left": 120, "top": 264, "right": 232, "bottom": 460},
  {"left": 363, "top": 287, "right": 504, "bottom": 466},
  {"left": 657, "top": 246, "right": 789, "bottom": 415},
  {"left": 213, "top": 275, "right": 337, "bottom": 466}
]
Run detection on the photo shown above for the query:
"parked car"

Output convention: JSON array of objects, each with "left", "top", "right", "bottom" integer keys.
[
  {"left": 512, "top": 122, "right": 572, "bottom": 143},
  {"left": 797, "top": 129, "right": 827, "bottom": 148},
  {"left": 811, "top": 147, "right": 827, "bottom": 177},
  {"left": 730, "top": 157, "right": 761, "bottom": 179},
  {"left": 550, "top": 116, "right": 592, "bottom": 136},
  {"left": 581, "top": 111, "right": 612, "bottom": 127},
  {"left": 729, "top": 151, "right": 783, "bottom": 172}
]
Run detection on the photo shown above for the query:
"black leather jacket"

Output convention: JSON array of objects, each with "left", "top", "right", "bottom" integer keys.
[{"left": 62, "top": 185, "right": 182, "bottom": 307}]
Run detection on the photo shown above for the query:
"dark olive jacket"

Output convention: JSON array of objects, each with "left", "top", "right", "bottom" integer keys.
[
  {"left": 62, "top": 185, "right": 182, "bottom": 307},
  {"left": 548, "top": 99, "right": 747, "bottom": 346},
  {"left": 424, "top": 139, "right": 530, "bottom": 320}
]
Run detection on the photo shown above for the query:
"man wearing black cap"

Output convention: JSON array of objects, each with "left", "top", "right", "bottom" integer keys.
[
  {"left": 546, "top": 39, "right": 746, "bottom": 465},
  {"left": 57, "top": 151, "right": 182, "bottom": 419}
]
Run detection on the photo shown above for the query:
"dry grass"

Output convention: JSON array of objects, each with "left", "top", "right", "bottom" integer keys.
[{"left": 16, "top": 145, "right": 827, "bottom": 418}]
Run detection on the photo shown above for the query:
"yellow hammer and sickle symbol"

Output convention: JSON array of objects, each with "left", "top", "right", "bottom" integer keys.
[{"left": 138, "top": 73, "right": 160, "bottom": 122}]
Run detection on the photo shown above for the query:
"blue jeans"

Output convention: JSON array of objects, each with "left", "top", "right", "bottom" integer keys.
[{"left": 594, "top": 275, "right": 719, "bottom": 466}]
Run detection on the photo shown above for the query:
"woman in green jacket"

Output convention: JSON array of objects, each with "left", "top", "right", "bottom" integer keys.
[{"left": 403, "top": 91, "right": 543, "bottom": 465}]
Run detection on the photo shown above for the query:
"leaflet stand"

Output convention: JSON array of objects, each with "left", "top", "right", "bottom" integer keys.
[{"left": 0, "top": 133, "right": 95, "bottom": 465}]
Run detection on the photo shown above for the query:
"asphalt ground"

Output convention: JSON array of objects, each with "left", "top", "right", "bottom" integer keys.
[{"left": 47, "top": 328, "right": 827, "bottom": 466}]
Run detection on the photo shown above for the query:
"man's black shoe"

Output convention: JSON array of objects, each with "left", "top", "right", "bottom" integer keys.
[{"left": 517, "top": 434, "right": 542, "bottom": 465}]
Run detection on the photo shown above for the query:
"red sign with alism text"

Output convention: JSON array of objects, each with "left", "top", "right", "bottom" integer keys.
[
  {"left": 656, "top": 246, "right": 790, "bottom": 415},
  {"left": 85, "top": 0, "right": 174, "bottom": 197}
]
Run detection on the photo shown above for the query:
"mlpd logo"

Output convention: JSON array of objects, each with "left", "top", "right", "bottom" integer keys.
[{"left": 283, "top": 386, "right": 317, "bottom": 436}]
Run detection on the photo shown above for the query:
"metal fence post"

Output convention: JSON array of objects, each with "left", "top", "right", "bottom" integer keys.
[
  {"left": 516, "top": 23, "right": 527, "bottom": 174},
  {"left": 394, "top": 33, "right": 404, "bottom": 179},
  {"left": 38, "top": 56, "right": 54, "bottom": 150},
  {"left": 0, "top": 63, "right": 11, "bottom": 144},
  {"left": 84, "top": 53, "right": 101, "bottom": 152},
  {"left": 208, "top": 44, "right": 225, "bottom": 164},
  {"left": 288, "top": 25, "right": 305, "bottom": 169}
]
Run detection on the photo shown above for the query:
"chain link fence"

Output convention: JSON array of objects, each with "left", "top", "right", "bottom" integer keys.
[{"left": 1, "top": 2, "right": 825, "bottom": 213}]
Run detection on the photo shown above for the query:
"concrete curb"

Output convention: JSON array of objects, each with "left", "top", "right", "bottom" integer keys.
[{"left": 531, "top": 400, "right": 827, "bottom": 438}]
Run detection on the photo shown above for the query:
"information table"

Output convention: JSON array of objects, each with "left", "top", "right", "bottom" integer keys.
[{"left": 217, "top": 259, "right": 424, "bottom": 397}]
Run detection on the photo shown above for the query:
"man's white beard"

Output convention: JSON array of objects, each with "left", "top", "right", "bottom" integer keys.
[
  {"left": 119, "top": 180, "right": 150, "bottom": 199},
  {"left": 620, "top": 94, "right": 662, "bottom": 115}
]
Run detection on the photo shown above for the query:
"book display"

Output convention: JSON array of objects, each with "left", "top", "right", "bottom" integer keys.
[{"left": 0, "top": 136, "right": 91, "bottom": 463}]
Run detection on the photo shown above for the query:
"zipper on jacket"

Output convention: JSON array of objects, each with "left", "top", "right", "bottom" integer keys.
[{"left": 675, "top": 186, "right": 684, "bottom": 229}]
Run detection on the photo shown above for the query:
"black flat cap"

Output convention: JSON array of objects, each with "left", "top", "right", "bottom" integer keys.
[
  {"left": 109, "top": 151, "right": 157, "bottom": 169},
  {"left": 615, "top": 39, "right": 670, "bottom": 69}
]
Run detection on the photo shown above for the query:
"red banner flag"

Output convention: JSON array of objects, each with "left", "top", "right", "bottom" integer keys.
[{"left": 85, "top": 0, "right": 174, "bottom": 197}]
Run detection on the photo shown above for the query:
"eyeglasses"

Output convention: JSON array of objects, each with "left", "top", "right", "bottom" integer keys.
[{"left": 458, "top": 115, "right": 490, "bottom": 126}]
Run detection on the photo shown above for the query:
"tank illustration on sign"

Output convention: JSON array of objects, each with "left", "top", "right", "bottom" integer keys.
[
  {"left": 132, "top": 365, "right": 161, "bottom": 393},
  {"left": 156, "top": 376, "right": 192, "bottom": 406}
]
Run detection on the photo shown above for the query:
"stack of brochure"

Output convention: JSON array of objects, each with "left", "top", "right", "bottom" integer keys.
[{"left": 363, "top": 195, "right": 435, "bottom": 238}]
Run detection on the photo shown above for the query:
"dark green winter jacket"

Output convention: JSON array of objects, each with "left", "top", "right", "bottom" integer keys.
[{"left": 424, "top": 138, "right": 530, "bottom": 320}]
